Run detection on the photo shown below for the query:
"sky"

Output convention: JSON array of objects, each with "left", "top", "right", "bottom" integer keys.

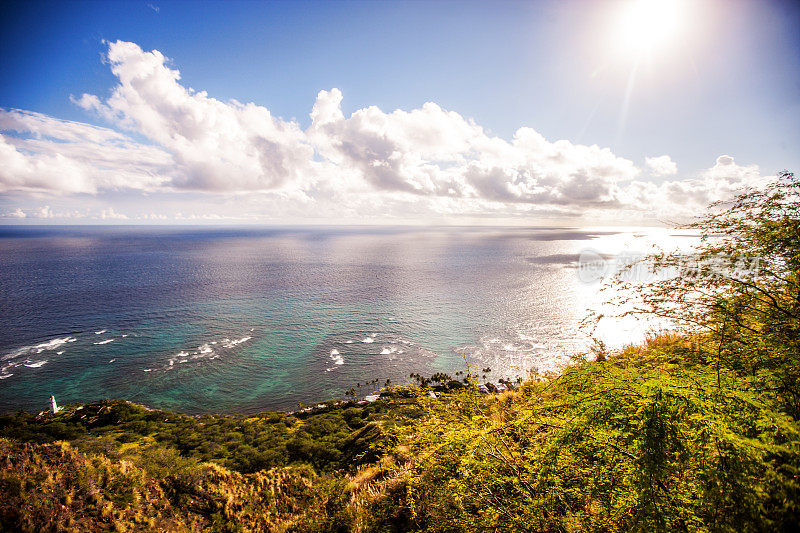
[{"left": 0, "top": 0, "right": 798, "bottom": 225}]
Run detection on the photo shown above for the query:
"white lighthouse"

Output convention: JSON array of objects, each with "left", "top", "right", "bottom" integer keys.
[{"left": 49, "top": 395, "right": 60, "bottom": 414}]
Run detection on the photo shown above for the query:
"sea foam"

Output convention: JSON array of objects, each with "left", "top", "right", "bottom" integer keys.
[
  {"left": 329, "top": 349, "right": 344, "bottom": 366},
  {"left": 3, "top": 337, "right": 77, "bottom": 361},
  {"left": 221, "top": 336, "right": 252, "bottom": 348}
]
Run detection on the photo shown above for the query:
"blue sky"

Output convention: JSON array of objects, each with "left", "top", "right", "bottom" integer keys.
[{"left": 0, "top": 0, "right": 798, "bottom": 224}]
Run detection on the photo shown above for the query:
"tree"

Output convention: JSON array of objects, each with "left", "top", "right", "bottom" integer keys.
[{"left": 609, "top": 171, "right": 800, "bottom": 415}]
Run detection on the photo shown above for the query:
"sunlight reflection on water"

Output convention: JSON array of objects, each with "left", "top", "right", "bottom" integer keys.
[{"left": 0, "top": 225, "right": 700, "bottom": 413}]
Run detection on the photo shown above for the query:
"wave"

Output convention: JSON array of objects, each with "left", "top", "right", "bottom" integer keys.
[
  {"left": 1, "top": 363, "right": 16, "bottom": 377},
  {"left": 3, "top": 337, "right": 77, "bottom": 361},
  {"left": 93, "top": 339, "right": 115, "bottom": 345},
  {"left": 454, "top": 332, "right": 576, "bottom": 378},
  {"left": 362, "top": 337, "right": 374, "bottom": 343},
  {"left": 327, "top": 348, "right": 345, "bottom": 369},
  {"left": 221, "top": 336, "right": 252, "bottom": 348},
  {"left": 149, "top": 331, "right": 255, "bottom": 373},
  {"left": 36, "top": 337, "right": 77, "bottom": 352},
  {"left": 0, "top": 335, "right": 81, "bottom": 377},
  {"left": 95, "top": 329, "right": 107, "bottom": 335}
]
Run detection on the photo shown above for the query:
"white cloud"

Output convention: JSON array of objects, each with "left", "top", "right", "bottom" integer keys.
[
  {"left": 0, "top": 208, "right": 26, "bottom": 218},
  {"left": 36, "top": 205, "right": 54, "bottom": 219},
  {"left": 100, "top": 207, "right": 129, "bottom": 220},
  {"left": 0, "top": 109, "right": 173, "bottom": 193},
  {"left": 645, "top": 155, "right": 677, "bottom": 176},
  {"left": 138, "top": 212, "right": 169, "bottom": 220},
  {"left": 71, "top": 40, "right": 640, "bottom": 205},
  {"left": 701, "top": 154, "right": 762, "bottom": 184},
  {"left": 0, "top": 41, "right": 772, "bottom": 223},
  {"left": 75, "top": 40, "right": 313, "bottom": 192},
  {"left": 617, "top": 155, "right": 767, "bottom": 220},
  {"left": 308, "top": 88, "right": 639, "bottom": 205}
]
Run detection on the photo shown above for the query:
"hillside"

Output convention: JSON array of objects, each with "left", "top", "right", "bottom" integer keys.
[{"left": 1, "top": 332, "right": 799, "bottom": 532}]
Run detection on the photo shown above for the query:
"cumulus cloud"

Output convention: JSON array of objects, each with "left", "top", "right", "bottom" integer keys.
[
  {"left": 645, "top": 155, "right": 678, "bottom": 176},
  {"left": 74, "top": 40, "right": 313, "bottom": 191},
  {"left": 0, "top": 40, "right": 772, "bottom": 222},
  {"left": 71, "top": 40, "right": 640, "bottom": 205},
  {"left": 35, "top": 206, "right": 54, "bottom": 219},
  {"left": 100, "top": 207, "right": 128, "bottom": 220},
  {"left": 0, "top": 205, "right": 138, "bottom": 220},
  {"left": 0, "top": 109, "right": 172, "bottom": 193},
  {"left": 618, "top": 155, "right": 767, "bottom": 220},
  {"left": 308, "top": 88, "right": 639, "bottom": 205},
  {"left": 701, "top": 154, "right": 762, "bottom": 184},
  {"left": 0, "top": 208, "right": 26, "bottom": 218}
]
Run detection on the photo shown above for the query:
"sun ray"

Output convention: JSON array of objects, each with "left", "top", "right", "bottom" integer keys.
[{"left": 616, "top": 58, "right": 641, "bottom": 140}]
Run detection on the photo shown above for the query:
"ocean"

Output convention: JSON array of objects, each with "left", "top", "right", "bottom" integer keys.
[{"left": 0, "top": 225, "right": 690, "bottom": 414}]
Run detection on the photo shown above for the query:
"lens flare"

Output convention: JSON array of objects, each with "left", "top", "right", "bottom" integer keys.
[{"left": 614, "top": 0, "right": 685, "bottom": 59}]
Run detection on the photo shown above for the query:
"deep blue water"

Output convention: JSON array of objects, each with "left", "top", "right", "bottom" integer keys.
[{"left": 0, "top": 225, "right": 646, "bottom": 414}]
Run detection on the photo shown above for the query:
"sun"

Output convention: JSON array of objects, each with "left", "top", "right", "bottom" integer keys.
[{"left": 613, "top": 0, "right": 686, "bottom": 59}]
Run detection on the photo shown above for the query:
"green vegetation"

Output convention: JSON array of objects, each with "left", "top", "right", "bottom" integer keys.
[{"left": 1, "top": 173, "right": 799, "bottom": 531}]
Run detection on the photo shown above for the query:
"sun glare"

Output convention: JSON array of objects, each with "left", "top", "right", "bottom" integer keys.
[{"left": 614, "top": 0, "right": 685, "bottom": 59}]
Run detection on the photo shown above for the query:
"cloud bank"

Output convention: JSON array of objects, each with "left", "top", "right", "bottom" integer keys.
[{"left": 0, "top": 40, "right": 769, "bottom": 223}]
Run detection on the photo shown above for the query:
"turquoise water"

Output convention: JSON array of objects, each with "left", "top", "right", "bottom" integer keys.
[{"left": 0, "top": 225, "right": 676, "bottom": 414}]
